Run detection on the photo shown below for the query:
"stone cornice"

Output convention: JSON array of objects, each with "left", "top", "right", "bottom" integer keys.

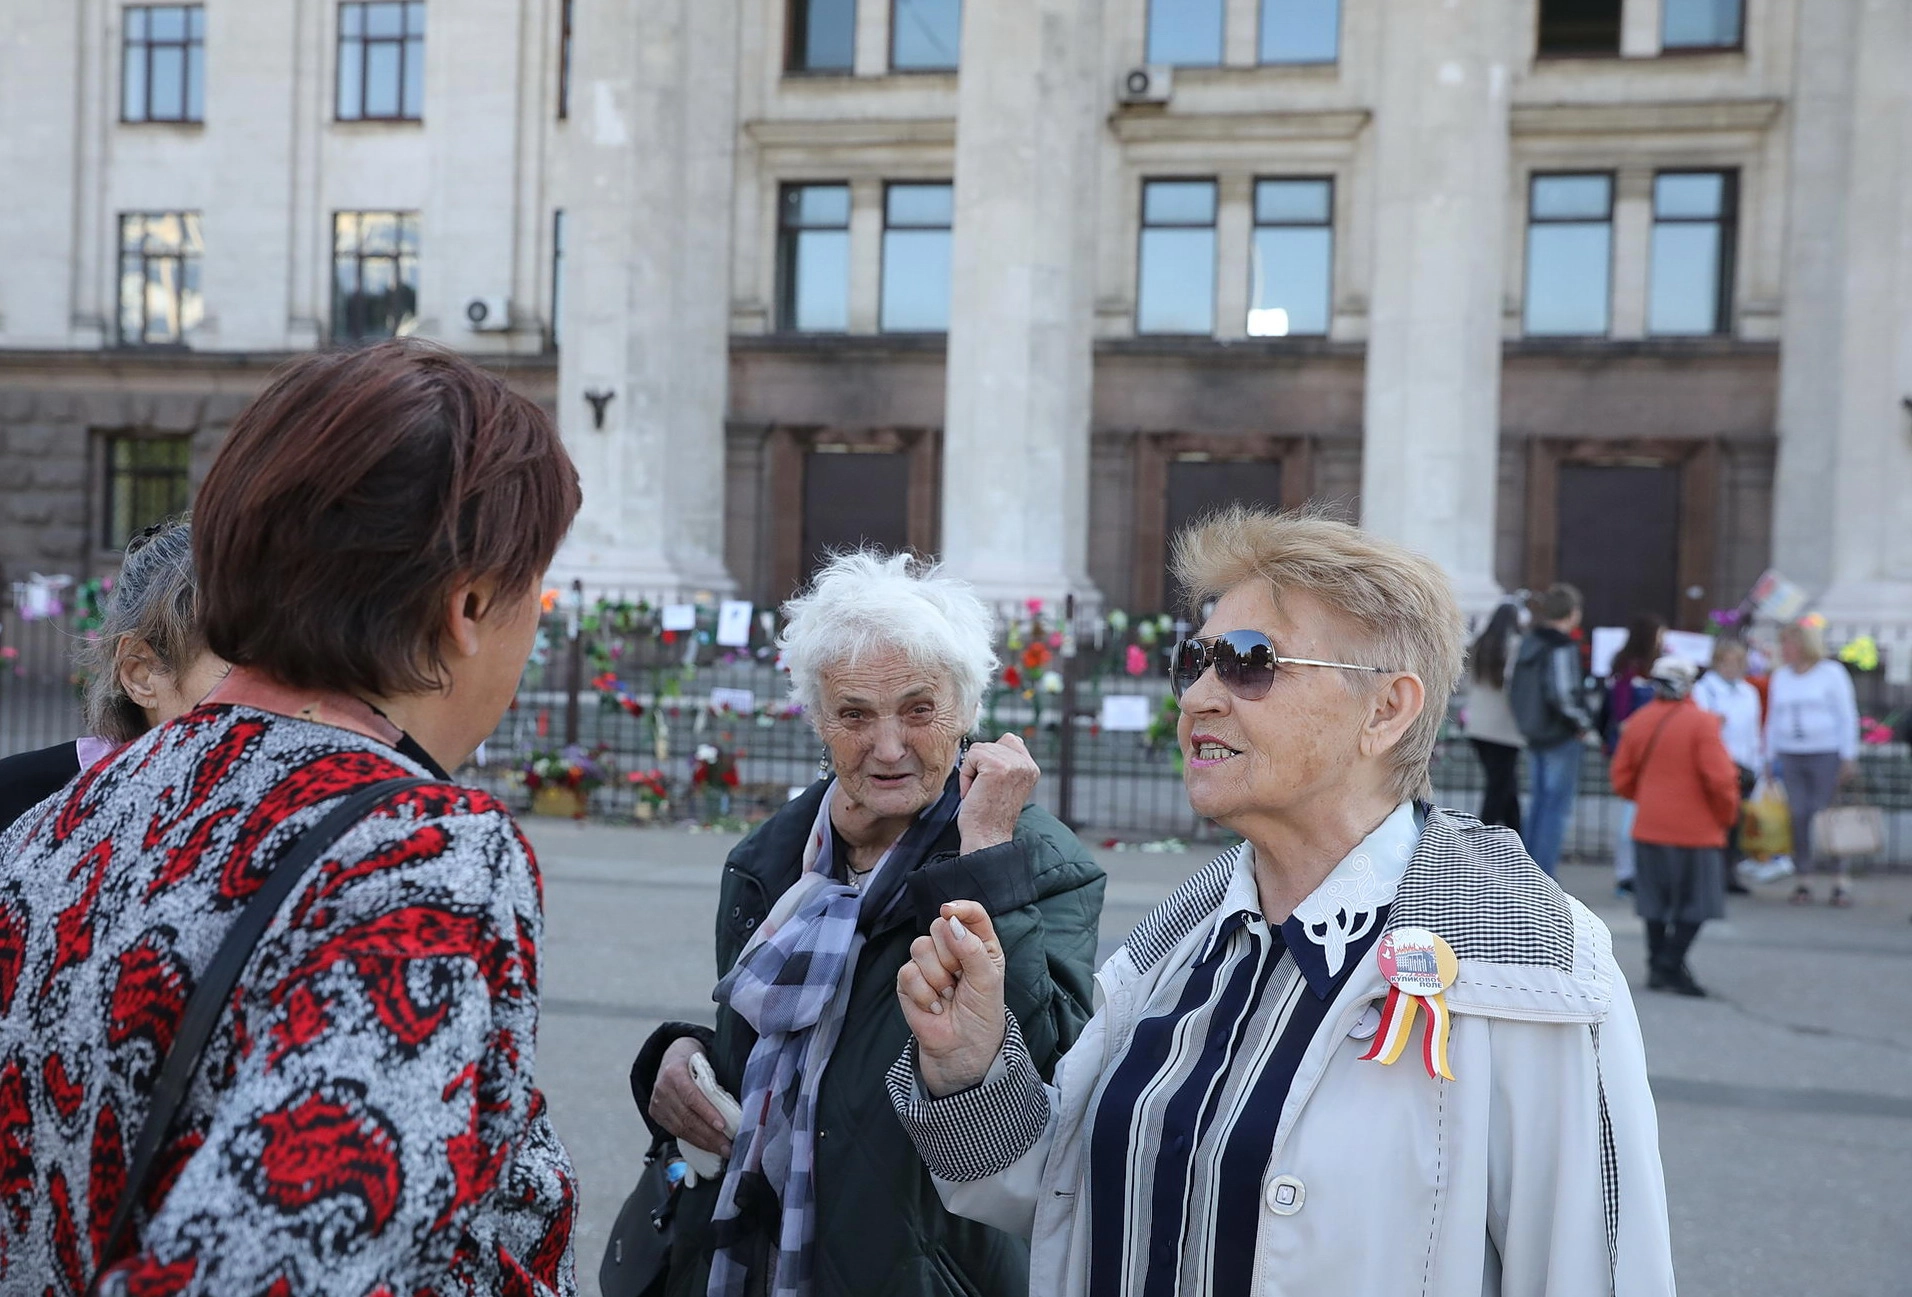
[
  {"left": 1510, "top": 98, "right": 1783, "bottom": 137},
  {"left": 1107, "top": 108, "right": 1372, "bottom": 144},
  {"left": 742, "top": 117, "right": 957, "bottom": 150}
]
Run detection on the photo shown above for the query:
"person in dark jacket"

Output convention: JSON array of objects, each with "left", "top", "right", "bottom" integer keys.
[
  {"left": 1603, "top": 613, "right": 1665, "bottom": 895},
  {"left": 0, "top": 517, "right": 226, "bottom": 832},
  {"left": 631, "top": 550, "right": 1105, "bottom": 1297},
  {"left": 1508, "top": 582, "right": 1596, "bottom": 875}
]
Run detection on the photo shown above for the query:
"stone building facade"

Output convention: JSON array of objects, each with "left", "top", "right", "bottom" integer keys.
[{"left": 1, "top": 0, "right": 1907, "bottom": 651}]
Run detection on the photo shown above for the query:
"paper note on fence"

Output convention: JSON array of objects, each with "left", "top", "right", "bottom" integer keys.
[
  {"left": 708, "top": 687, "right": 756, "bottom": 715},
  {"left": 1590, "top": 627, "right": 1628, "bottom": 679},
  {"left": 1099, "top": 694, "right": 1154, "bottom": 732},
  {"left": 716, "top": 600, "right": 755, "bottom": 648},
  {"left": 661, "top": 603, "right": 698, "bottom": 632},
  {"left": 1662, "top": 630, "right": 1715, "bottom": 667}
]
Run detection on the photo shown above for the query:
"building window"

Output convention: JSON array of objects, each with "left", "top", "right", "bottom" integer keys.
[
  {"left": 788, "top": 0, "right": 855, "bottom": 72},
  {"left": 1662, "top": 0, "right": 1742, "bottom": 50},
  {"left": 118, "top": 213, "right": 203, "bottom": 346},
  {"left": 1524, "top": 174, "right": 1613, "bottom": 336},
  {"left": 778, "top": 185, "right": 852, "bottom": 332},
  {"left": 892, "top": 0, "right": 961, "bottom": 70},
  {"left": 102, "top": 434, "right": 192, "bottom": 549},
  {"left": 557, "top": 0, "right": 573, "bottom": 118},
  {"left": 337, "top": 1, "right": 425, "bottom": 121},
  {"left": 1137, "top": 180, "right": 1216, "bottom": 335},
  {"left": 1649, "top": 172, "right": 1736, "bottom": 335},
  {"left": 880, "top": 184, "right": 953, "bottom": 332},
  {"left": 1260, "top": 0, "right": 1338, "bottom": 64},
  {"left": 122, "top": 6, "right": 205, "bottom": 123},
  {"left": 1249, "top": 179, "right": 1332, "bottom": 337},
  {"left": 550, "top": 210, "right": 566, "bottom": 348},
  {"left": 332, "top": 211, "right": 420, "bottom": 342},
  {"left": 1147, "top": 0, "right": 1224, "bottom": 66},
  {"left": 1536, "top": 0, "right": 1620, "bottom": 56}
]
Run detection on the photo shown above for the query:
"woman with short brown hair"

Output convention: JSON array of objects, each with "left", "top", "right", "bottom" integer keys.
[{"left": 0, "top": 340, "right": 582, "bottom": 1294}]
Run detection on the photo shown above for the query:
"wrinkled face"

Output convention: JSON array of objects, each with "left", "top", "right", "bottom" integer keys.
[
  {"left": 1177, "top": 583, "right": 1385, "bottom": 828},
  {"left": 813, "top": 648, "right": 967, "bottom": 823}
]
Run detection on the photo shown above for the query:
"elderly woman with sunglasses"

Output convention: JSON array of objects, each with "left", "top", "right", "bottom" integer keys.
[{"left": 887, "top": 508, "right": 1675, "bottom": 1297}]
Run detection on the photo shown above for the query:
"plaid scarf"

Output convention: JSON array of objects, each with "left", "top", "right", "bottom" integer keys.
[{"left": 708, "top": 775, "right": 962, "bottom": 1297}]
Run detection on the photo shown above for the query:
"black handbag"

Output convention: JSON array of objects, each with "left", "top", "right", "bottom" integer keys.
[
  {"left": 599, "top": 1143, "right": 684, "bottom": 1297},
  {"left": 87, "top": 777, "right": 434, "bottom": 1294}
]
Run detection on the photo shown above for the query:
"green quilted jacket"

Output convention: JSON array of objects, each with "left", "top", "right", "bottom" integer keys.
[{"left": 631, "top": 778, "right": 1106, "bottom": 1297}]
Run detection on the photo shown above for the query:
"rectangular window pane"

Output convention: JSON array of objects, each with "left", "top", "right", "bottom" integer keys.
[
  {"left": 1662, "top": 0, "right": 1741, "bottom": 48},
  {"left": 365, "top": 41, "right": 401, "bottom": 116},
  {"left": 886, "top": 182, "right": 953, "bottom": 227},
  {"left": 1531, "top": 174, "right": 1612, "bottom": 220},
  {"left": 790, "top": 231, "right": 852, "bottom": 331},
  {"left": 1147, "top": 0, "right": 1223, "bottom": 66},
  {"left": 1250, "top": 227, "right": 1330, "bottom": 336},
  {"left": 149, "top": 6, "right": 186, "bottom": 40},
  {"left": 892, "top": 0, "right": 961, "bottom": 70},
  {"left": 1260, "top": 0, "right": 1338, "bottom": 64},
  {"left": 785, "top": 184, "right": 851, "bottom": 227},
  {"left": 1654, "top": 172, "right": 1725, "bottom": 220},
  {"left": 1138, "top": 228, "right": 1215, "bottom": 334},
  {"left": 1648, "top": 224, "right": 1723, "bottom": 335},
  {"left": 342, "top": 2, "right": 363, "bottom": 36},
  {"left": 790, "top": 0, "right": 856, "bottom": 71},
  {"left": 1254, "top": 178, "right": 1330, "bottom": 225},
  {"left": 120, "top": 252, "right": 144, "bottom": 341},
  {"left": 123, "top": 37, "right": 148, "bottom": 121},
  {"left": 407, "top": 1, "right": 426, "bottom": 35},
  {"left": 360, "top": 211, "right": 398, "bottom": 255},
  {"left": 881, "top": 230, "right": 952, "bottom": 331},
  {"left": 186, "top": 42, "right": 205, "bottom": 120},
  {"left": 366, "top": 1, "right": 405, "bottom": 37},
  {"left": 1524, "top": 224, "right": 1611, "bottom": 335},
  {"left": 151, "top": 44, "right": 185, "bottom": 119},
  {"left": 338, "top": 35, "right": 363, "bottom": 117},
  {"left": 397, "top": 212, "right": 420, "bottom": 253},
  {"left": 1537, "top": 0, "right": 1622, "bottom": 55},
  {"left": 402, "top": 34, "right": 424, "bottom": 117},
  {"left": 1143, "top": 180, "right": 1216, "bottom": 226},
  {"left": 127, "top": 8, "right": 149, "bottom": 40}
]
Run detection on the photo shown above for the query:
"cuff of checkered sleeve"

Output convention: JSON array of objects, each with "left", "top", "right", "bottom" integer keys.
[{"left": 886, "top": 1007, "right": 1051, "bottom": 1184}]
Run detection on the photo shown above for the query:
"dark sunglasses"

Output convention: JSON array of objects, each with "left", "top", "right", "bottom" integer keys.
[{"left": 1170, "top": 630, "right": 1388, "bottom": 702}]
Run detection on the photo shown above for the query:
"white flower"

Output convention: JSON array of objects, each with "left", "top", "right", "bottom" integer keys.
[
  {"left": 1040, "top": 670, "right": 1064, "bottom": 695},
  {"left": 696, "top": 744, "right": 720, "bottom": 763}
]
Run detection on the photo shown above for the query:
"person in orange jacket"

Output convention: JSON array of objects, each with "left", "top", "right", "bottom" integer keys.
[{"left": 1610, "top": 656, "right": 1742, "bottom": 996}]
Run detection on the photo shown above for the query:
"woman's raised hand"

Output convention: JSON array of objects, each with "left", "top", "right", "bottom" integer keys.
[{"left": 897, "top": 899, "right": 1009, "bottom": 1097}]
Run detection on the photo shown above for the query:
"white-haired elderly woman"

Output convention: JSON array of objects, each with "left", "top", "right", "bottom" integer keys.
[
  {"left": 628, "top": 551, "right": 1106, "bottom": 1297},
  {"left": 889, "top": 509, "right": 1676, "bottom": 1297}
]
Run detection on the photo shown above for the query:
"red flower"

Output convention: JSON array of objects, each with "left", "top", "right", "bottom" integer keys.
[
  {"left": 1021, "top": 642, "right": 1052, "bottom": 672},
  {"left": 661, "top": 630, "right": 677, "bottom": 645},
  {"left": 1002, "top": 666, "right": 1022, "bottom": 689},
  {"left": 721, "top": 769, "right": 740, "bottom": 788},
  {"left": 619, "top": 697, "right": 644, "bottom": 718}
]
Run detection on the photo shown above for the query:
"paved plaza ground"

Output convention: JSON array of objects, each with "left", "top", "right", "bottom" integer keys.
[{"left": 526, "top": 817, "right": 1912, "bottom": 1297}]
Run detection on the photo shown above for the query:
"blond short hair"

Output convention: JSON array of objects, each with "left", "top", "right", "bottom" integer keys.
[
  {"left": 1172, "top": 506, "right": 1466, "bottom": 803},
  {"left": 1782, "top": 619, "right": 1826, "bottom": 664}
]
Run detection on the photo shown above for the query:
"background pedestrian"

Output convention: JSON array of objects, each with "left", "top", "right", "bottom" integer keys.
[
  {"left": 1461, "top": 600, "right": 1526, "bottom": 831},
  {"left": 1766, "top": 619, "right": 1862, "bottom": 905},
  {"left": 1692, "top": 639, "right": 1762, "bottom": 894},
  {"left": 1509, "top": 583, "right": 1597, "bottom": 875},
  {"left": 1605, "top": 614, "right": 1666, "bottom": 895},
  {"left": 1610, "top": 656, "right": 1741, "bottom": 997}
]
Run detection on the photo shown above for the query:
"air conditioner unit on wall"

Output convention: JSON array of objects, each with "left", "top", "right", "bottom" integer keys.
[
  {"left": 1119, "top": 65, "right": 1173, "bottom": 105},
  {"left": 465, "top": 296, "right": 511, "bottom": 332}
]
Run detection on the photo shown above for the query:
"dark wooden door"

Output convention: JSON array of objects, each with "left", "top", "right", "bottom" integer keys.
[
  {"left": 1555, "top": 463, "right": 1681, "bottom": 629},
  {"left": 801, "top": 449, "right": 911, "bottom": 585},
  {"left": 1163, "top": 457, "right": 1283, "bottom": 610}
]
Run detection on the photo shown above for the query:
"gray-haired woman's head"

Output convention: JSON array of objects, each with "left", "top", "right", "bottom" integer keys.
[
  {"left": 76, "top": 517, "right": 220, "bottom": 742},
  {"left": 779, "top": 551, "right": 1000, "bottom": 821}
]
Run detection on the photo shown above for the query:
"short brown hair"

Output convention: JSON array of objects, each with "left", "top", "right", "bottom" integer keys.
[
  {"left": 1533, "top": 583, "right": 1582, "bottom": 624},
  {"left": 1173, "top": 506, "right": 1466, "bottom": 803},
  {"left": 196, "top": 340, "right": 580, "bottom": 697}
]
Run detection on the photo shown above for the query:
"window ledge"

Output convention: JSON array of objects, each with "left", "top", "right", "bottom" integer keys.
[
  {"left": 1504, "top": 336, "right": 1778, "bottom": 358},
  {"left": 1098, "top": 335, "right": 1363, "bottom": 359},
  {"left": 730, "top": 332, "right": 948, "bottom": 355}
]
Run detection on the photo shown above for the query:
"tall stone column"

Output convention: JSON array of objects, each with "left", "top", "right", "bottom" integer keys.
[
  {"left": 938, "top": 0, "right": 1101, "bottom": 607},
  {"left": 1773, "top": 0, "right": 1912, "bottom": 650},
  {"left": 1358, "top": 0, "right": 1515, "bottom": 616},
  {"left": 552, "top": 0, "right": 736, "bottom": 594}
]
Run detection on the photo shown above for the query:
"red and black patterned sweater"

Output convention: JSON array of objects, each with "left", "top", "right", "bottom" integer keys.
[{"left": 0, "top": 703, "right": 576, "bottom": 1296}]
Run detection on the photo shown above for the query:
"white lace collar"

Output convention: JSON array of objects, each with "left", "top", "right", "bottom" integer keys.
[{"left": 1211, "top": 802, "right": 1421, "bottom": 981}]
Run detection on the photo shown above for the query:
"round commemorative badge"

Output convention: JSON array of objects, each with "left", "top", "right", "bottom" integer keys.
[{"left": 1376, "top": 927, "right": 1458, "bottom": 997}]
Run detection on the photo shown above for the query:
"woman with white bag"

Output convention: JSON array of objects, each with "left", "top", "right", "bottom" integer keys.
[{"left": 1766, "top": 620, "right": 1862, "bottom": 905}]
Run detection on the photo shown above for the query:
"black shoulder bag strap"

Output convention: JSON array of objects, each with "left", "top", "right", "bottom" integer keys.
[{"left": 88, "top": 776, "right": 436, "bottom": 1293}]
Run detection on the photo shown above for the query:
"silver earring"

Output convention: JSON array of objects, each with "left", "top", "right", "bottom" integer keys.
[{"left": 817, "top": 747, "right": 834, "bottom": 779}]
